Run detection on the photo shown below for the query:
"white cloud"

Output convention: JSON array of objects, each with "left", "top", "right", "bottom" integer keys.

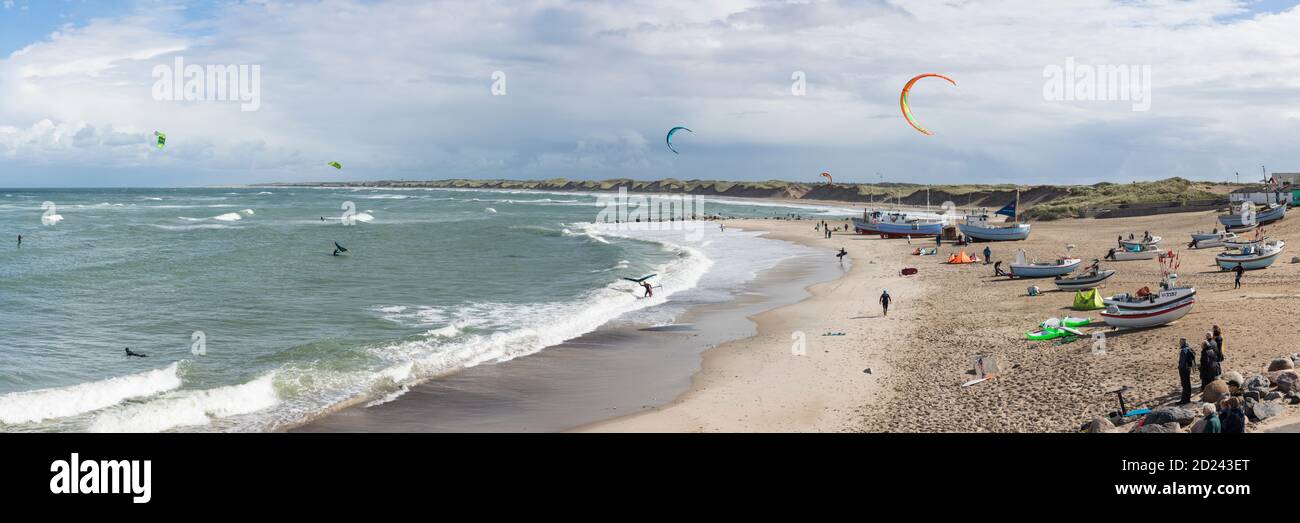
[{"left": 1, "top": 0, "right": 1299, "bottom": 185}]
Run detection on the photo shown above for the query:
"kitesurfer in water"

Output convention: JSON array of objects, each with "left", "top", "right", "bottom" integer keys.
[
  {"left": 641, "top": 281, "right": 654, "bottom": 298},
  {"left": 125, "top": 347, "right": 147, "bottom": 358},
  {"left": 332, "top": 241, "right": 349, "bottom": 257},
  {"left": 16, "top": 235, "right": 20, "bottom": 248}
]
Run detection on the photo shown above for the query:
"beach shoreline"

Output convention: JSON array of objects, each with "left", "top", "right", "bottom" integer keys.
[
  {"left": 294, "top": 222, "right": 846, "bottom": 432},
  {"left": 581, "top": 219, "right": 919, "bottom": 432}
]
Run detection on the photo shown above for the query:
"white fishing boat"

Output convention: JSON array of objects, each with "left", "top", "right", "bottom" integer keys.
[
  {"left": 1101, "top": 299, "right": 1195, "bottom": 329},
  {"left": 1219, "top": 202, "right": 1286, "bottom": 227},
  {"left": 1119, "top": 235, "right": 1161, "bottom": 249},
  {"left": 1009, "top": 249, "right": 1081, "bottom": 278},
  {"left": 1104, "top": 245, "right": 1163, "bottom": 261},
  {"left": 1191, "top": 229, "right": 1230, "bottom": 242},
  {"left": 1226, "top": 222, "right": 1259, "bottom": 234},
  {"left": 958, "top": 191, "right": 1031, "bottom": 241},
  {"left": 1104, "top": 285, "right": 1196, "bottom": 311},
  {"left": 1216, "top": 240, "right": 1286, "bottom": 270},
  {"left": 1187, "top": 232, "right": 1237, "bottom": 249}
]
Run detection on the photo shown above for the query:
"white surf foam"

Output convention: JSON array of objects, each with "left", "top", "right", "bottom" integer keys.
[
  {"left": 89, "top": 373, "right": 279, "bottom": 432},
  {"left": 0, "top": 363, "right": 183, "bottom": 425}
]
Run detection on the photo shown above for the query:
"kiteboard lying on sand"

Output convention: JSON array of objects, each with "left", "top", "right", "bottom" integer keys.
[
  {"left": 1025, "top": 326, "right": 1084, "bottom": 341},
  {"left": 961, "top": 376, "right": 993, "bottom": 388}
]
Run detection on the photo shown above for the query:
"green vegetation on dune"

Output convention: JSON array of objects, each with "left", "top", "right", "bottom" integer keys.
[
  {"left": 266, "top": 176, "right": 1238, "bottom": 220},
  {"left": 1018, "top": 177, "right": 1224, "bottom": 220}
]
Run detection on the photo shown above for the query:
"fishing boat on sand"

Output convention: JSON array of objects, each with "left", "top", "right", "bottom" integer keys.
[
  {"left": 1008, "top": 249, "right": 1081, "bottom": 278},
  {"left": 958, "top": 193, "right": 1031, "bottom": 241},
  {"left": 1216, "top": 240, "right": 1286, "bottom": 270},
  {"left": 1188, "top": 231, "right": 1237, "bottom": 249},
  {"left": 1104, "top": 285, "right": 1196, "bottom": 311},
  {"left": 1101, "top": 299, "right": 1196, "bottom": 329},
  {"left": 1118, "top": 235, "right": 1161, "bottom": 249},
  {"left": 853, "top": 210, "right": 943, "bottom": 238},
  {"left": 1105, "top": 244, "right": 1163, "bottom": 261},
  {"left": 1219, "top": 202, "right": 1286, "bottom": 227},
  {"left": 1053, "top": 264, "right": 1115, "bottom": 291},
  {"left": 1226, "top": 222, "right": 1259, "bottom": 234}
]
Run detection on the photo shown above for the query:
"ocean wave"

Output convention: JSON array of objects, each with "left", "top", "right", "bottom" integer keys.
[
  {"left": 89, "top": 373, "right": 280, "bottom": 432},
  {"left": 0, "top": 363, "right": 183, "bottom": 425}
]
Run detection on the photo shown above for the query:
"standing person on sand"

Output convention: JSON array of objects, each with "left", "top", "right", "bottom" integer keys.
[
  {"left": 1212, "top": 325, "right": 1225, "bottom": 361},
  {"left": 1233, "top": 263, "right": 1244, "bottom": 289},
  {"left": 879, "top": 290, "right": 892, "bottom": 317},
  {"left": 1178, "top": 338, "right": 1195, "bottom": 404},
  {"left": 1199, "top": 332, "right": 1221, "bottom": 392},
  {"left": 983, "top": 246, "right": 991, "bottom": 265}
]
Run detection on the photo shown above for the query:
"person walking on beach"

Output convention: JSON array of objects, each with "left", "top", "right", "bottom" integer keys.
[
  {"left": 1178, "top": 338, "right": 1195, "bottom": 404},
  {"left": 879, "top": 290, "right": 892, "bottom": 317},
  {"left": 934, "top": 235, "right": 941, "bottom": 247},
  {"left": 982, "top": 246, "right": 991, "bottom": 264},
  {"left": 1233, "top": 263, "right": 1244, "bottom": 288},
  {"left": 1199, "top": 332, "right": 1221, "bottom": 392},
  {"left": 836, "top": 247, "right": 847, "bottom": 264},
  {"left": 1212, "top": 325, "right": 1225, "bottom": 361},
  {"left": 1201, "top": 404, "right": 1222, "bottom": 433}
]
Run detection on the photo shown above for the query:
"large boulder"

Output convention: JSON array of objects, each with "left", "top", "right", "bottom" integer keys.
[
  {"left": 1202, "top": 380, "right": 1230, "bottom": 404},
  {"left": 1270, "top": 358, "right": 1296, "bottom": 372},
  {"left": 1220, "top": 371, "right": 1244, "bottom": 388},
  {"left": 1276, "top": 371, "right": 1300, "bottom": 393},
  {"left": 1133, "top": 422, "right": 1180, "bottom": 434},
  {"left": 1245, "top": 374, "right": 1271, "bottom": 393},
  {"left": 1144, "top": 405, "right": 1198, "bottom": 427},
  {"left": 1088, "top": 416, "right": 1115, "bottom": 433},
  {"left": 1266, "top": 391, "right": 1285, "bottom": 402},
  {"left": 1252, "top": 401, "right": 1285, "bottom": 421}
]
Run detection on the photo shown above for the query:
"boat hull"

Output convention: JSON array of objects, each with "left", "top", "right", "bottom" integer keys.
[
  {"left": 1106, "top": 248, "right": 1161, "bottom": 261},
  {"left": 1216, "top": 241, "right": 1285, "bottom": 270},
  {"left": 958, "top": 223, "right": 1031, "bottom": 241},
  {"left": 1105, "top": 287, "right": 1196, "bottom": 311},
  {"left": 1219, "top": 204, "right": 1286, "bottom": 226},
  {"left": 1053, "top": 270, "right": 1115, "bottom": 291},
  {"left": 851, "top": 217, "right": 878, "bottom": 234},
  {"left": 1101, "top": 299, "right": 1195, "bottom": 329},
  {"left": 875, "top": 221, "right": 943, "bottom": 237},
  {"left": 1216, "top": 252, "right": 1282, "bottom": 270},
  {"left": 1119, "top": 236, "right": 1161, "bottom": 249},
  {"left": 1009, "top": 258, "right": 1082, "bottom": 278}
]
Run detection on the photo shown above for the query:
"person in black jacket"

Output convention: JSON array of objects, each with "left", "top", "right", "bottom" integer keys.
[
  {"left": 1212, "top": 325, "right": 1225, "bottom": 361},
  {"left": 1220, "top": 397, "right": 1247, "bottom": 433},
  {"left": 1178, "top": 338, "right": 1195, "bottom": 404},
  {"left": 1199, "top": 333, "right": 1221, "bottom": 392}
]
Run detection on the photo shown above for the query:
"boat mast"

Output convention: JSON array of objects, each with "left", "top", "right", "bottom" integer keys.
[{"left": 1015, "top": 187, "right": 1020, "bottom": 224}]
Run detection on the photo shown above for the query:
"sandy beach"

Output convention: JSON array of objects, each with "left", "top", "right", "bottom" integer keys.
[{"left": 587, "top": 209, "right": 1300, "bottom": 432}]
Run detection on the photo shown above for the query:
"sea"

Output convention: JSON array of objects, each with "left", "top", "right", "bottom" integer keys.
[{"left": 0, "top": 186, "right": 856, "bottom": 432}]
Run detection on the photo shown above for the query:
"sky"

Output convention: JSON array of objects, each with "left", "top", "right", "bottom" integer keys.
[{"left": 1, "top": 0, "right": 1300, "bottom": 187}]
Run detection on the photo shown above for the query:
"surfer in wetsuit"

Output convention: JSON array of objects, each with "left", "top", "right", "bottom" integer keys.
[
  {"left": 332, "top": 241, "right": 349, "bottom": 257},
  {"left": 124, "top": 347, "right": 147, "bottom": 358},
  {"left": 641, "top": 281, "right": 654, "bottom": 298},
  {"left": 836, "top": 248, "right": 847, "bottom": 264},
  {"left": 16, "top": 235, "right": 20, "bottom": 248}
]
